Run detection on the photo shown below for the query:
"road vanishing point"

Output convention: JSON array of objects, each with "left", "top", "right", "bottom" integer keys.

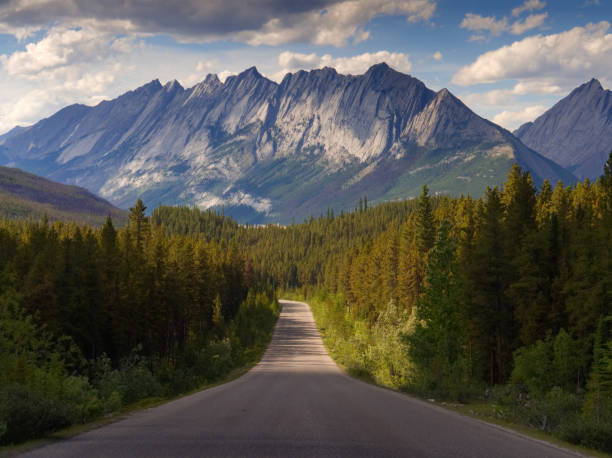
[{"left": 20, "top": 300, "right": 581, "bottom": 458}]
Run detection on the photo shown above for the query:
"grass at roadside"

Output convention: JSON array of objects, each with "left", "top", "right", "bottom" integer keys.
[{"left": 280, "top": 291, "right": 611, "bottom": 458}]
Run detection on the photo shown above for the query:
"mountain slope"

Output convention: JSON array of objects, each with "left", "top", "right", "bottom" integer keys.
[
  {"left": 515, "top": 79, "right": 612, "bottom": 179},
  {"left": 0, "top": 166, "right": 127, "bottom": 225},
  {"left": 0, "top": 63, "right": 574, "bottom": 223}
]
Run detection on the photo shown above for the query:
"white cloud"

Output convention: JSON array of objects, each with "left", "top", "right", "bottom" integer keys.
[
  {"left": 62, "top": 71, "right": 116, "bottom": 93},
  {"left": 492, "top": 105, "right": 547, "bottom": 129},
  {"left": 278, "top": 51, "right": 321, "bottom": 69},
  {"left": 0, "top": 88, "right": 52, "bottom": 130},
  {"left": 217, "top": 70, "right": 237, "bottom": 83},
  {"left": 461, "top": 1, "right": 547, "bottom": 39},
  {"left": 0, "top": 25, "right": 138, "bottom": 132},
  {"left": 511, "top": 79, "right": 562, "bottom": 95},
  {"left": 512, "top": 0, "right": 546, "bottom": 17},
  {"left": 0, "top": 23, "right": 40, "bottom": 41},
  {"left": 275, "top": 50, "right": 412, "bottom": 81},
  {"left": 1, "top": 27, "right": 132, "bottom": 76},
  {"left": 461, "top": 13, "right": 508, "bottom": 36},
  {"left": 453, "top": 22, "right": 612, "bottom": 86},
  {"left": 239, "top": 0, "right": 436, "bottom": 47},
  {"left": 432, "top": 51, "right": 442, "bottom": 61},
  {"left": 510, "top": 13, "right": 547, "bottom": 35},
  {"left": 459, "top": 78, "right": 562, "bottom": 112}
]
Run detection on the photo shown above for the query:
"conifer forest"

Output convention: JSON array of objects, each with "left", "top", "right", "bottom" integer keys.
[{"left": 1, "top": 157, "right": 611, "bottom": 451}]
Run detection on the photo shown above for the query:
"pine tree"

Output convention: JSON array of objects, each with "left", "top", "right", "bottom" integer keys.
[
  {"left": 415, "top": 184, "right": 435, "bottom": 258},
  {"left": 213, "top": 294, "right": 224, "bottom": 330},
  {"left": 470, "top": 187, "right": 512, "bottom": 384},
  {"left": 536, "top": 179, "right": 553, "bottom": 227},
  {"left": 583, "top": 316, "right": 612, "bottom": 422},
  {"left": 406, "top": 220, "right": 468, "bottom": 396},
  {"left": 128, "top": 199, "right": 150, "bottom": 252}
]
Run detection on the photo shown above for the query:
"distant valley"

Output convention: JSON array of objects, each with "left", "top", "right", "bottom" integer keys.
[
  {"left": 0, "top": 63, "right": 585, "bottom": 223},
  {"left": 0, "top": 166, "right": 126, "bottom": 225}
]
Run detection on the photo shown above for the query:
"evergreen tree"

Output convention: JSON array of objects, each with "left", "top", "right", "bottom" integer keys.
[
  {"left": 583, "top": 316, "right": 612, "bottom": 422},
  {"left": 415, "top": 184, "right": 435, "bottom": 258},
  {"left": 128, "top": 199, "right": 150, "bottom": 252},
  {"left": 470, "top": 187, "right": 512, "bottom": 384},
  {"left": 406, "top": 221, "right": 468, "bottom": 397}
]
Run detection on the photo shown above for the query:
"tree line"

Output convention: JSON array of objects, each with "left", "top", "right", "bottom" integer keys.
[
  {"left": 2, "top": 154, "right": 611, "bottom": 450},
  {"left": 153, "top": 156, "right": 612, "bottom": 451},
  {"left": 0, "top": 200, "right": 278, "bottom": 444}
]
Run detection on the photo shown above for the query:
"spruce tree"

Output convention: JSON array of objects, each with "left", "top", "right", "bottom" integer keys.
[
  {"left": 415, "top": 184, "right": 435, "bottom": 258},
  {"left": 128, "top": 199, "right": 150, "bottom": 252},
  {"left": 406, "top": 220, "right": 467, "bottom": 396}
]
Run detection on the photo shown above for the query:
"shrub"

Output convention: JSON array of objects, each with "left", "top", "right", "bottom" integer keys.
[
  {"left": 0, "top": 384, "right": 71, "bottom": 445},
  {"left": 557, "top": 416, "right": 612, "bottom": 453}
]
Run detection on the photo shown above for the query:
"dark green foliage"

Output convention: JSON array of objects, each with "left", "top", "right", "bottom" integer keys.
[
  {"left": 0, "top": 385, "right": 72, "bottom": 444},
  {"left": 406, "top": 221, "right": 469, "bottom": 398},
  {"left": 415, "top": 184, "right": 435, "bottom": 257},
  {"left": 0, "top": 209, "right": 279, "bottom": 445}
]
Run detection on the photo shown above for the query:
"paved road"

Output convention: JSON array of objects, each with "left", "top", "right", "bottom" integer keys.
[{"left": 21, "top": 300, "right": 581, "bottom": 458}]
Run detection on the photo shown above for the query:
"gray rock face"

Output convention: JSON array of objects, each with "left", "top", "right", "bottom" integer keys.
[
  {"left": 0, "top": 63, "right": 574, "bottom": 223},
  {"left": 515, "top": 79, "right": 612, "bottom": 179}
]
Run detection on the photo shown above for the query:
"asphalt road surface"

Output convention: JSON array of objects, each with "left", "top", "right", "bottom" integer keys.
[{"left": 20, "top": 300, "right": 581, "bottom": 458}]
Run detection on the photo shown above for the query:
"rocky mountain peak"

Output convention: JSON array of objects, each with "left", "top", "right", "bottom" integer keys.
[
  {"left": 237, "top": 66, "right": 265, "bottom": 81},
  {"left": 164, "top": 80, "right": 183, "bottom": 92},
  {"left": 204, "top": 73, "right": 221, "bottom": 85},
  {"left": 141, "top": 79, "right": 163, "bottom": 91},
  {"left": 580, "top": 78, "right": 603, "bottom": 93},
  {"left": 436, "top": 88, "right": 451, "bottom": 99},
  {"left": 189, "top": 74, "right": 223, "bottom": 99},
  {"left": 515, "top": 78, "right": 612, "bottom": 179},
  {"left": 365, "top": 62, "right": 391, "bottom": 75}
]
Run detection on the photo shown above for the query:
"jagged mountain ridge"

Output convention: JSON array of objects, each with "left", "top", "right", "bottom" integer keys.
[
  {"left": 515, "top": 78, "right": 612, "bottom": 179},
  {"left": 0, "top": 63, "right": 574, "bottom": 223}
]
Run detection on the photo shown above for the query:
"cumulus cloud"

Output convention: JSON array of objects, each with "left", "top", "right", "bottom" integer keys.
[
  {"left": 0, "top": 22, "right": 39, "bottom": 41},
  {"left": 0, "top": 88, "right": 51, "bottom": 129},
  {"left": 460, "top": 78, "right": 562, "bottom": 109},
  {"left": 453, "top": 21, "right": 612, "bottom": 86},
  {"left": 461, "top": 13, "right": 508, "bottom": 36},
  {"left": 1, "top": 27, "right": 131, "bottom": 76},
  {"left": 0, "top": 0, "right": 436, "bottom": 46},
  {"left": 510, "top": 13, "right": 547, "bottom": 35},
  {"left": 432, "top": 51, "right": 442, "bottom": 61},
  {"left": 512, "top": 0, "right": 546, "bottom": 17},
  {"left": 460, "top": 1, "right": 547, "bottom": 39},
  {"left": 274, "top": 50, "right": 412, "bottom": 81},
  {"left": 0, "top": 25, "right": 137, "bottom": 132},
  {"left": 492, "top": 105, "right": 547, "bottom": 129}
]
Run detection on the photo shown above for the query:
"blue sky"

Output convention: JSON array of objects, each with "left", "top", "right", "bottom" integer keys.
[{"left": 0, "top": 0, "right": 610, "bottom": 133}]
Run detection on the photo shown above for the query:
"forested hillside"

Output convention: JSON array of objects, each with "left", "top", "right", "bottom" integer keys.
[
  {"left": 152, "top": 156, "right": 612, "bottom": 452},
  {"left": 0, "top": 166, "right": 127, "bottom": 226},
  {"left": 2, "top": 156, "right": 610, "bottom": 451},
  {"left": 0, "top": 200, "right": 278, "bottom": 445}
]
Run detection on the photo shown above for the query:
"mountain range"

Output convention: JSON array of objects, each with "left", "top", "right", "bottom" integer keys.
[
  {"left": 0, "top": 63, "right": 576, "bottom": 223},
  {"left": 515, "top": 78, "right": 612, "bottom": 180}
]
